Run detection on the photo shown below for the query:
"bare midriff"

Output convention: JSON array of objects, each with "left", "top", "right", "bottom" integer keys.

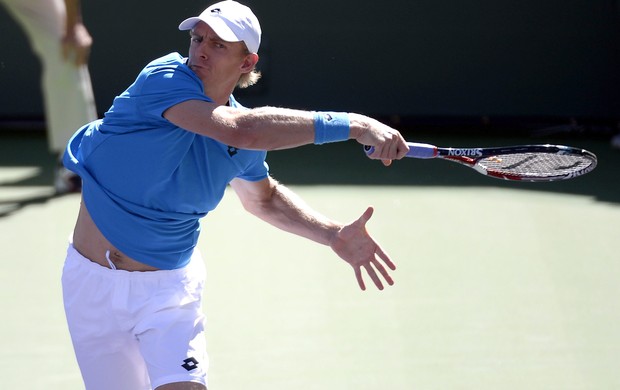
[{"left": 72, "top": 199, "right": 160, "bottom": 271}]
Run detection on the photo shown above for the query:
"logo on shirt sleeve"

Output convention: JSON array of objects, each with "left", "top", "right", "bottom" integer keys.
[{"left": 227, "top": 146, "right": 238, "bottom": 157}]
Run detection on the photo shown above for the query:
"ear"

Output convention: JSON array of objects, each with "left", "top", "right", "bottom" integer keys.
[{"left": 240, "top": 53, "right": 259, "bottom": 73}]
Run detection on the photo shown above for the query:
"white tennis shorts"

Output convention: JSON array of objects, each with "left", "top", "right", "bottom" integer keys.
[{"left": 62, "top": 244, "right": 208, "bottom": 390}]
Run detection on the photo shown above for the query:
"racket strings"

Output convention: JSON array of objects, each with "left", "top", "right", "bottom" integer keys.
[{"left": 478, "top": 153, "right": 594, "bottom": 178}]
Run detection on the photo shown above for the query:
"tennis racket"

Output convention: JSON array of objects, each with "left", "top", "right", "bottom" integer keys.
[{"left": 364, "top": 143, "right": 597, "bottom": 181}]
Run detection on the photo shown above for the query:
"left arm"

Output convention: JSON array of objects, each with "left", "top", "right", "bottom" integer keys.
[
  {"left": 62, "top": 0, "right": 92, "bottom": 65},
  {"left": 230, "top": 177, "right": 396, "bottom": 290}
]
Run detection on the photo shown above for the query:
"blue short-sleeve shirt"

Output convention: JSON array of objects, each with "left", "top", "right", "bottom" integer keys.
[{"left": 64, "top": 52, "right": 269, "bottom": 269}]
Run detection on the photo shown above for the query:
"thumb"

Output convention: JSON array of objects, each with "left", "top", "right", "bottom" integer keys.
[
  {"left": 339, "top": 206, "right": 373, "bottom": 241},
  {"left": 358, "top": 206, "right": 374, "bottom": 225},
  {"left": 338, "top": 206, "right": 374, "bottom": 245}
]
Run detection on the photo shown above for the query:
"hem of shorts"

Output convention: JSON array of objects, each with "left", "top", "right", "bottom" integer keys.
[{"left": 150, "top": 375, "right": 207, "bottom": 389}]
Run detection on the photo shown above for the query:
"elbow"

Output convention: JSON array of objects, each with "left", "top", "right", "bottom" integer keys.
[
  {"left": 213, "top": 108, "right": 264, "bottom": 150},
  {"left": 228, "top": 125, "right": 263, "bottom": 150},
  {"left": 234, "top": 178, "right": 280, "bottom": 220}
]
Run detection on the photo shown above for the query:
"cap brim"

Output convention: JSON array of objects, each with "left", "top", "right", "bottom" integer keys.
[
  {"left": 178, "top": 15, "right": 241, "bottom": 45},
  {"left": 178, "top": 17, "right": 201, "bottom": 30}
]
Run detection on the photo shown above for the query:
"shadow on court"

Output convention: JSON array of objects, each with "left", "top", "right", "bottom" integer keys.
[
  {"left": 0, "top": 129, "right": 618, "bottom": 219},
  {"left": 0, "top": 131, "right": 60, "bottom": 218}
]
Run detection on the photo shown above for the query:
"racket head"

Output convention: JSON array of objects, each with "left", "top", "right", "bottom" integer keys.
[{"left": 439, "top": 144, "right": 598, "bottom": 182}]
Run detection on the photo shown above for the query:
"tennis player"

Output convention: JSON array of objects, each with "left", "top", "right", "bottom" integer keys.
[{"left": 61, "top": 1, "right": 408, "bottom": 389}]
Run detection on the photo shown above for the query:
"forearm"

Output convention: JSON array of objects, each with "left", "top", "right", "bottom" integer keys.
[
  {"left": 236, "top": 180, "right": 342, "bottom": 246},
  {"left": 64, "top": 0, "right": 82, "bottom": 31},
  {"left": 212, "top": 105, "right": 318, "bottom": 151}
]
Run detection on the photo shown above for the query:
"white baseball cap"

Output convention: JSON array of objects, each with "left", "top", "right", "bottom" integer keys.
[{"left": 178, "top": 1, "right": 261, "bottom": 54}]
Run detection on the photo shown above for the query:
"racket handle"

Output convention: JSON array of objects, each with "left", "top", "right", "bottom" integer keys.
[
  {"left": 364, "top": 142, "right": 438, "bottom": 159},
  {"left": 405, "top": 142, "right": 438, "bottom": 158}
]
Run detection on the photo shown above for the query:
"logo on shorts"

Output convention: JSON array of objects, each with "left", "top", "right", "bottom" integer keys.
[{"left": 182, "top": 357, "right": 199, "bottom": 371}]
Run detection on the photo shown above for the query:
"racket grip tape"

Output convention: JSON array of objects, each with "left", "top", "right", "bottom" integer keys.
[{"left": 364, "top": 142, "right": 438, "bottom": 159}]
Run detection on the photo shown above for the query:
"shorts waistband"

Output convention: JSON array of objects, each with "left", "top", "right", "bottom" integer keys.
[{"left": 65, "top": 243, "right": 203, "bottom": 282}]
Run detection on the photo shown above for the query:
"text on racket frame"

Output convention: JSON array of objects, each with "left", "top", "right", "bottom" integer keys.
[{"left": 447, "top": 148, "right": 483, "bottom": 157}]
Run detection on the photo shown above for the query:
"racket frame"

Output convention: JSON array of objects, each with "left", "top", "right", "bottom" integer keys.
[{"left": 366, "top": 143, "right": 598, "bottom": 182}]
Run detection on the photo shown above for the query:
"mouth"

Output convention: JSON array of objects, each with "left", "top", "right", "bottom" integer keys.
[
  {"left": 188, "top": 64, "right": 207, "bottom": 78},
  {"left": 188, "top": 61, "right": 209, "bottom": 74}
]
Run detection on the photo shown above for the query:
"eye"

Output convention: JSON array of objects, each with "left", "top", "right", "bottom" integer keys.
[{"left": 210, "top": 40, "right": 226, "bottom": 49}]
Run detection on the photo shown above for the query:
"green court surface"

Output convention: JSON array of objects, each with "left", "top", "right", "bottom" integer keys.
[{"left": 1, "top": 132, "right": 619, "bottom": 389}]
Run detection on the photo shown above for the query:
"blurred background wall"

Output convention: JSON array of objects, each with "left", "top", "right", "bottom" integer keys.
[{"left": 1, "top": 0, "right": 619, "bottom": 131}]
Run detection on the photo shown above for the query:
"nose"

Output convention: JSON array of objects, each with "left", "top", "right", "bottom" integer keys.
[
  {"left": 191, "top": 38, "right": 208, "bottom": 59},
  {"left": 197, "top": 41, "right": 208, "bottom": 59}
]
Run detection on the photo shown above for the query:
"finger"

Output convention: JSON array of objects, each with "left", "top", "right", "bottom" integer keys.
[
  {"left": 363, "top": 263, "right": 384, "bottom": 291},
  {"left": 74, "top": 50, "right": 83, "bottom": 66},
  {"left": 63, "top": 46, "right": 79, "bottom": 66},
  {"left": 76, "top": 49, "right": 88, "bottom": 66},
  {"left": 354, "top": 266, "right": 366, "bottom": 291},
  {"left": 399, "top": 140, "right": 410, "bottom": 159},
  {"left": 375, "top": 244, "right": 396, "bottom": 270},
  {"left": 370, "top": 143, "right": 390, "bottom": 160},
  {"left": 372, "top": 258, "right": 394, "bottom": 286},
  {"left": 382, "top": 159, "right": 392, "bottom": 167}
]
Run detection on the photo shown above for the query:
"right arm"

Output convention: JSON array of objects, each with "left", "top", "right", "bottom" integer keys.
[{"left": 163, "top": 100, "right": 409, "bottom": 162}]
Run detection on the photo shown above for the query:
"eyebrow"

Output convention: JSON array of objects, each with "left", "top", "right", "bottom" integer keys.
[
  {"left": 189, "top": 29, "right": 204, "bottom": 37},
  {"left": 190, "top": 29, "right": 227, "bottom": 44}
]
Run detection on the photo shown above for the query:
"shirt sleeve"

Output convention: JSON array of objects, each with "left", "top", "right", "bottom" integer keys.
[
  {"left": 238, "top": 156, "right": 269, "bottom": 182},
  {"left": 137, "top": 65, "right": 212, "bottom": 120}
]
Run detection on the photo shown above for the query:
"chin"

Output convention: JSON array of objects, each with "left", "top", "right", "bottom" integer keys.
[{"left": 189, "top": 66, "right": 208, "bottom": 80}]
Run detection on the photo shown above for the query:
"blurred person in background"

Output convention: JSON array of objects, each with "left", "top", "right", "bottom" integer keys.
[{"left": 1, "top": 0, "right": 97, "bottom": 193}]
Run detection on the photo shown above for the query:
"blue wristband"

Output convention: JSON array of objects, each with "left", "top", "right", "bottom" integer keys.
[{"left": 313, "top": 111, "right": 350, "bottom": 145}]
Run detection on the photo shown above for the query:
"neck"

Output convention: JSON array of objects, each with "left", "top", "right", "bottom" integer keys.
[{"left": 203, "top": 83, "right": 235, "bottom": 106}]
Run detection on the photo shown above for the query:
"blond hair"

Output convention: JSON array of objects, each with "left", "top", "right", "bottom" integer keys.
[
  {"left": 237, "top": 46, "right": 261, "bottom": 88},
  {"left": 237, "top": 69, "right": 261, "bottom": 89}
]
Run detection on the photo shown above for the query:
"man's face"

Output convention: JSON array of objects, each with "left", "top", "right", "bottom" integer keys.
[{"left": 187, "top": 21, "right": 249, "bottom": 88}]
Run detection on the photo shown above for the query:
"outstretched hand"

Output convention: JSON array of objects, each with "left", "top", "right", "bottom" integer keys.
[{"left": 330, "top": 207, "right": 396, "bottom": 291}]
